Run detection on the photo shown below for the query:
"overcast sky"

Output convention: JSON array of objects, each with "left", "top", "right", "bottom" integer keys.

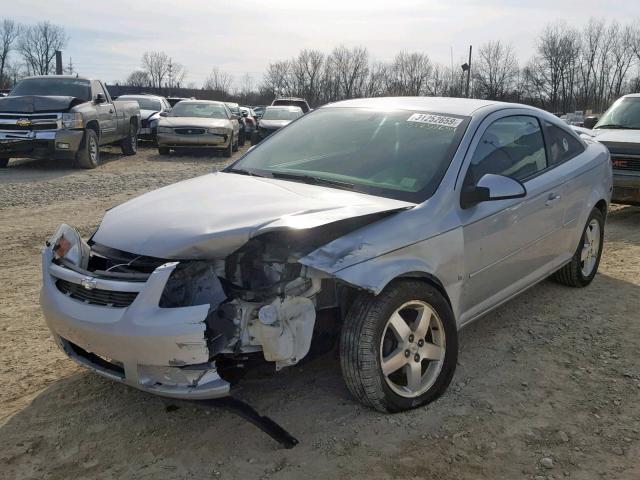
[{"left": 4, "top": 0, "right": 639, "bottom": 87}]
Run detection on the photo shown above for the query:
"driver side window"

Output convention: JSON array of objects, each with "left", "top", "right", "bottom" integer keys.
[{"left": 465, "top": 115, "right": 547, "bottom": 185}]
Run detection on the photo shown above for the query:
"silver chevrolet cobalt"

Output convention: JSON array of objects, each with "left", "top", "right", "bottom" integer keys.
[{"left": 41, "top": 97, "right": 611, "bottom": 413}]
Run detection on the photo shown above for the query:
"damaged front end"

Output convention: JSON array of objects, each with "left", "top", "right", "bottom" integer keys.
[{"left": 40, "top": 214, "right": 388, "bottom": 399}]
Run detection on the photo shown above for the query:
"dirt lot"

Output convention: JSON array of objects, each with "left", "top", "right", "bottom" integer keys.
[{"left": 1, "top": 145, "right": 639, "bottom": 480}]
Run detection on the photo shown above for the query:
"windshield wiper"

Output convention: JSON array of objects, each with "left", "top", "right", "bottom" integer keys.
[
  {"left": 270, "top": 171, "right": 355, "bottom": 190},
  {"left": 227, "top": 167, "right": 267, "bottom": 178},
  {"left": 594, "top": 124, "right": 636, "bottom": 130}
]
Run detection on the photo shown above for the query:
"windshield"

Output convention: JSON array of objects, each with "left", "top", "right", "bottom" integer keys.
[
  {"left": 10, "top": 78, "right": 91, "bottom": 101},
  {"left": 595, "top": 97, "right": 640, "bottom": 129},
  {"left": 126, "top": 97, "right": 162, "bottom": 111},
  {"left": 262, "top": 108, "right": 302, "bottom": 121},
  {"left": 169, "top": 102, "right": 228, "bottom": 119},
  {"left": 225, "top": 103, "right": 240, "bottom": 114},
  {"left": 230, "top": 107, "right": 469, "bottom": 202}
]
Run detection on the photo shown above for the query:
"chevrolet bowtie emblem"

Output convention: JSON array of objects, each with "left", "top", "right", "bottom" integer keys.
[
  {"left": 16, "top": 118, "right": 32, "bottom": 127},
  {"left": 81, "top": 277, "right": 98, "bottom": 290}
]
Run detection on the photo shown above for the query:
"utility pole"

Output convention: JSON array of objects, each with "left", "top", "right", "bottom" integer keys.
[
  {"left": 55, "top": 50, "right": 63, "bottom": 75},
  {"left": 465, "top": 45, "right": 472, "bottom": 98}
]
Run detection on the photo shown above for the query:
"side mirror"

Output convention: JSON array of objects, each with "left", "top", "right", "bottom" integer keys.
[
  {"left": 159, "top": 111, "right": 168, "bottom": 117},
  {"left": 95, "top": 93, "right": 106, "bottom": 104},
  {"left": 583, "top": 116, "right": 599, "bottom": 129},
  {"left": 242, "top": 111, "right": 248, "bottom": 117},
  {"left": 460, "top": 174, "right": 526, "bottom": 209}
]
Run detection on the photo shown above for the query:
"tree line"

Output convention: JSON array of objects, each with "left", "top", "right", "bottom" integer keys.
[
  {"left": 0, "top": 20, "right": 69, "bottom": 87},
  {"left": 2, "top": 17, "right": 640, "bottom": 114}
]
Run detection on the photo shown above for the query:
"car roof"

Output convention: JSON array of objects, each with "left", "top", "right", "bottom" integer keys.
[
  {"left": 178, "top": 99, "right": 226, "bottom": 105},
  {"left": 266, "top": 105, "right": 303, "bottom": 112},
  {"left": 274, "top": 97, "right": 307, "bottom": 102},
  {"left": 23, "top": 75, "right": 93, "bottom": 81},
  {"left": 119, "top": 94, "right": 164, "bottom": 100},
  {"left": 621, "top": 93, "right": 640, "bottom": 99},
  {"left": 321, "top": 96, "right": 532, "bottom": 117}
]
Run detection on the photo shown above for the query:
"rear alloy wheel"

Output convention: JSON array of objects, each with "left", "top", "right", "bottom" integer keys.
[
  {"left": 340, "top": 280, "right": 458, "bottom": 412},
  {"left": 75, "top": 129, "right": 100, "bottom": 169},
  {"left": 553, "top": 207, "right": 604, "bottom": 287},
  {"left": 0, "top": 157, "right": 9, "bottom": 168},
  {"left": 120, "top": 122, "right": 138, "bottom": 155}
]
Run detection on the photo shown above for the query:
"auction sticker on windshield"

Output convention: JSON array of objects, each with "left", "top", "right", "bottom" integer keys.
[{"left": 407, "top": 113, "right": 462, "bottom": 128}]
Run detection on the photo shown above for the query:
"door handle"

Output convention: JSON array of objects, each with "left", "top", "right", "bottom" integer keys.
[{"left": 545, "top": 193, "right": 561, "bottom": 207}]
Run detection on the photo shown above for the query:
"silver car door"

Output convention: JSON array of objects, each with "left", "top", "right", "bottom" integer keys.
[
  {"left": 91, "top": 81, "right": 116, "bottom": 143},
  {"left": 458, "top": 112, "right": 566, "bottom": 324}
]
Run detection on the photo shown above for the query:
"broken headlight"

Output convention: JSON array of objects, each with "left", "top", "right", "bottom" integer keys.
[
  {"left": 48, "top": 224, "right": 90, "bottom": 269},
  {"left": 159, "top": 261, "right": 226, "bottom": 309},
  {"left": 61, "top": 112, "right": 84, "bottom": 129}
]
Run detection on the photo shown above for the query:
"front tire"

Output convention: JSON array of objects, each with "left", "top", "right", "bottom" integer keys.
[
  {"left": 75, "top": 129, "right": 100, "bottom": 169},
  {"left": 120, "top": 122, "right": 138, "bottom": 155},
  {"left": 340, "top": 280, "right": 458, "bottom": 413},
  {"left": 553, "top": 207, "right": 604, "bottom": 287},
  {"left": 0, "top": 157, "right": 9, "bottom": 168},
  {"left": 223, "top": 134, "right": 233, "bottom": 158}
]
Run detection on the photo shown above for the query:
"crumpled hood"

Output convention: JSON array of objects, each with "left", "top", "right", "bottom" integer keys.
[
  {"left": 0, "top": 95, "right": 85, "bottom": 113},
  {"left": 92, "top": 172, "right": 414, "bottom": 259},
  {"left": 140, "top": 108, "right": 160, "bottom": 122}
]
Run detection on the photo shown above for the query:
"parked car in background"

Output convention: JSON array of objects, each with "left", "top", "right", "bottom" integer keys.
[
  {"left": 240, "top": 106, "right": 257, "bottom": 138},
  {"left": 251, "top": 105, "right": 303, "bottom": 144},
  {"left": 118, "top": 94, "right": 171, "bottom": 144},
  {"left": 224, "top": 102, "right": 247, "bottom": 146},
  {"left": 252, "top": 105, "right": 266, "bottom": 118},
  {"left": 575, "top": 93, "right": 640, "bottom": 205},
  {"left": 271, "top": 97, "right": 310, "bottom": 113},
  {"left": 40, "top": 97, "right": 610, "bottom": 412},
  {"left": 0, "top": 75, "right": 140, "bottom": 169},
  {"left": 156, "top": 100, "right": 239, "bottom": 157}
]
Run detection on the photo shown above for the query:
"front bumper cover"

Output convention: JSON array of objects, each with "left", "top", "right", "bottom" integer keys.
[
  {"left": 612, "top": 172, "right": 640, "bottom": 206},
  {"left": 0, "top": 129, "right": 83, "bottom": 160},
  {"left": 40, "top": 248, "right": 230, "bottom": 399}
]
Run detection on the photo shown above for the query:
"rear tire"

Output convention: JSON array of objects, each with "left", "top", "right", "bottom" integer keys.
[
  {"left": 120, "top": 122, "right": 138, "bottom": 155},
  {"left": 0, "top": 158, "right": 9, "bottom": 168},
  {"left": 552, "top": 207, "right": 604, "bottom": 287},
  {"left": 75, "top": 129, "right": 100, "bottom": 169},
  {"left": 340, "top": 280, "right": 458, "bottom": 413}
]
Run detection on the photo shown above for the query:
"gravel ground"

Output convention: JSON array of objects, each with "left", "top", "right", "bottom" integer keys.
[{"left": 0, "top": 145, "right": 639, "bottom": 480}]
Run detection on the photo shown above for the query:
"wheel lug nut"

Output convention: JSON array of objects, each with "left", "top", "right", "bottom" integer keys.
[
  {"left": 408, "top": 334, "right": 414, "bottom": 342},
  {"left": 418, "top": 339, "right": 424, "bottom": 347},
  {"left": 405, "top": 350, "right": 411, "bottom": 358},
  {"left": 414, "top": 354, "right": 420, "bottom": 362}
]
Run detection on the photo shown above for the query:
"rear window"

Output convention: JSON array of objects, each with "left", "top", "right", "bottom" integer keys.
[
  {"left": 544, "top": 121, "right": 584, "bottom": 166},
  {"left": 11, "top": 78, "right": 91, "bottom": 101},
  {"left": 272, "top": 99, "right": 309, "bottom": 113}
]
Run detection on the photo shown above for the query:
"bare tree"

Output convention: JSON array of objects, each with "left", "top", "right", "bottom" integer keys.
[
  {"left": 329, "top": 45, "right": 369, "bottom": 100},
  {"left": 386, "top": 51, "right": 432, "bottom": 96},
  {"left": 126, "top": 70, "right": 150, "bottom": 87},
  {"left": 474, "top": 41, "right": 519, "bottom": 100},
  {"left": 18, "top": 21, "right": 67, "bottom": 76},
  {"left": 203, "top": 67, "right": 233, "bottom": 94},
  {"left": 0, "top": 19, "right": 20, "bottom": 87},
  {"left": 261, "top": 61, "right": 291, "bottom": 97},
  {"left": 141, "top": 51, "right": 170, "bottom": 89}
]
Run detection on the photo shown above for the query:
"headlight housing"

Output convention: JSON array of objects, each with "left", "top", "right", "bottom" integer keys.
[
  {"left": 48, "top": 224, "right": 90, "bottom": 268},
  {"left": 209, "top": 127, "right": 228, "bottom": 135},
  {"left": 157, "top": 126, "right": 172, "bottom": 134},
  {"left": 61, "top": 112, "right": 84, "bottom": 129}
]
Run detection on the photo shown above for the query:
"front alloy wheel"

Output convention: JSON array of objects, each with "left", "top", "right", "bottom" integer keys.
[
  {"left": 380, "top": 300, "right": 446, "bottom": 398},
  {"left": 340, "top": 280, "right": 458, "bottom": 412}
]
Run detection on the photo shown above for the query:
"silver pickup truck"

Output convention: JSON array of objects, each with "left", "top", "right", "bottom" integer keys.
[
  {"left": 578, "top": 93, "right": 640, "bottom": 205},
  {"left": 0, "top": 76, "right": 140, "bottom": 169}
]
